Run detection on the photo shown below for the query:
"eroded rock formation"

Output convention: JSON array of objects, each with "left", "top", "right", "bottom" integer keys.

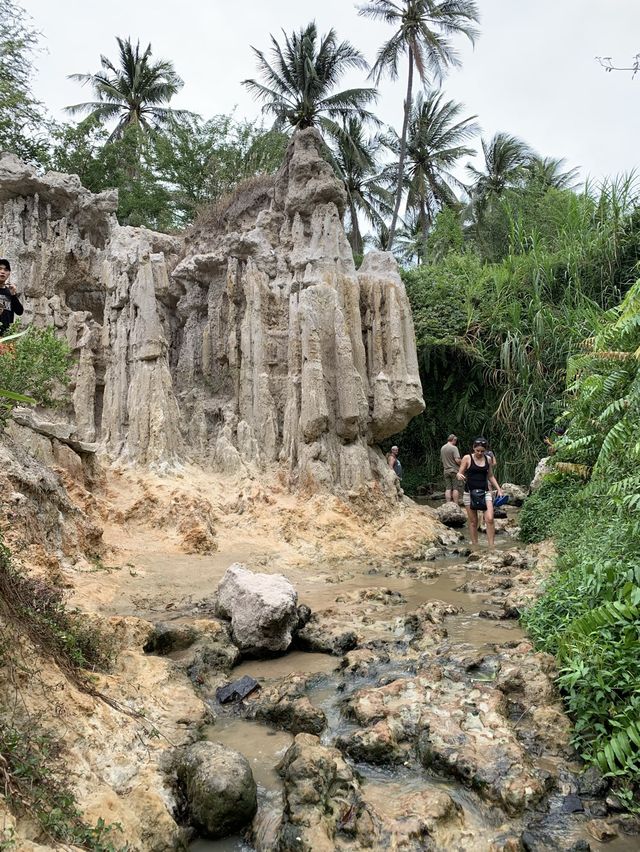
[{"left": 0, "top": 129, "right": 424, "bottom": 494}]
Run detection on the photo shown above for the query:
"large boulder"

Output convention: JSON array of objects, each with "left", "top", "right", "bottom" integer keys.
[
  {"left": 174, "top": 741, "right": 257, "bottom": 839},
  {"left": 434, "top": 502, "right": 467, "bottom": 528},
  {"left": 530, "top": 456, "right": 552, "bottom": 491},
  {"left": 501, "top": 483, "right": 529, "bottom": 506},
  {"left": 214, "top": 563, "right": 298, "bottom": 655}
]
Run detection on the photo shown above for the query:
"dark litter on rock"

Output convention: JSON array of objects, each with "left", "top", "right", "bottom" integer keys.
[{"left": 216, "top": 675, "right": 260, "bottom": 704}]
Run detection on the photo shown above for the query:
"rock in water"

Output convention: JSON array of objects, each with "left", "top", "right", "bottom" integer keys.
[
  {"left": 435, "top": 502, "right": 467, "bottom": 528},
  {"left": 174, "top": 741, "right": 257, "bottom": 839},
  {"left": 502, "top": 483, "right": 529, "bottom": 506},
  {"left": 215, "top": 563, "right": 298, "bottom": 655}
]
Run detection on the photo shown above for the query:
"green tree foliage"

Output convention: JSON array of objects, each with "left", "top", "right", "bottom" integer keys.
[
  {"left": 51, "top": 114, "right": 287, "bottom": 229},
  {"left": 0, "top": 0, "right": 50, "bottom": 165},
  {"left": 358, "top": 0, "right": 480, "bottom": 247},
  {"left": 242, "top": 22, "right": 378, "bottom": 143},
  {"left": 397, "top": 176, "right": 640, "bottom": 488},
  {"left": 66, "top": 36, "right": 188, "bottom": 140},
  {"left": 153, "top": 115, "right": 287, "bottom": 225},
  {"left": 384, "top": 90, "right": 478, "bottom": 253},
  {"left": 331, "top": 118, "right": 393, "bottom": 256},
  {"left": 0, "top": 326, "right": 71, "bottom": 419},
  {"left": 522, "top": 277, "right": 640, "bottom": 793}
]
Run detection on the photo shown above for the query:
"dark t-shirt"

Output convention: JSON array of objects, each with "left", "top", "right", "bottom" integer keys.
[{"left": 0, "top": 287, "right": 24, "bottom": 334}]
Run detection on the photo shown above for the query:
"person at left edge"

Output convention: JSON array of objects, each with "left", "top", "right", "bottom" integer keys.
[{"left": 0, "top": 259, "right": 24, "bottom": 335}]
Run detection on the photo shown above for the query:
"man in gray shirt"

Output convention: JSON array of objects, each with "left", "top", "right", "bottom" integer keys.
[{"left": 440, "top": 434, "right": 461, "bottom": 503}]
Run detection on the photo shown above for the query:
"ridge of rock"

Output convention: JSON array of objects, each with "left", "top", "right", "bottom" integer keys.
[{"left": 0, "top": 129, "right": 424, "bottom": 494}]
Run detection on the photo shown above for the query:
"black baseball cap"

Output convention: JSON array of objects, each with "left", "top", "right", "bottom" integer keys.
[{"left": 0, "top": 259, "right": 10, "bottom": 271}]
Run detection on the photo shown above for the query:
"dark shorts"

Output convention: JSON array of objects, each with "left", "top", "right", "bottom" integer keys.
[{"left": 444, "top": 473, "right": 460, "bottom": 492}]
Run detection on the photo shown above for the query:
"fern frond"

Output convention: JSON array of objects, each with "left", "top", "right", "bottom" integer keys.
[{"left": 597, "top": 718, "right": 640, "bottom": 775}]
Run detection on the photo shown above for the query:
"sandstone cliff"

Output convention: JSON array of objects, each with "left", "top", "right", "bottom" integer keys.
[{"left": 0, "top": 129, "right": 424, "bottom": 494}]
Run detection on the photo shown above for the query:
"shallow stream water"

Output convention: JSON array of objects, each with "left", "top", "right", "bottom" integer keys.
[{"left": 187, "top": 512, "right": 636, "bottom": 852}]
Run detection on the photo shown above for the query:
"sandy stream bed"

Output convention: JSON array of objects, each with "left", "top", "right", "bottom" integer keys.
[{"left": 8, "top": 466, "right": 637, "bottom": 852}]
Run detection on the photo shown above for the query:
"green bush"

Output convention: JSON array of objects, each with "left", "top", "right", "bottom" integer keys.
[
  {"left": 0, "top": 325, "right": 71, "bottom": 418},
  {"left": 521, "top": 277, "right": 640, "bottom": 796}
]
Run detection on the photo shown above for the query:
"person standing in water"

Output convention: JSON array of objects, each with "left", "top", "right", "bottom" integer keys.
[
  {"left": 440, "top": 434, "right": 461, "bottom": 503},
  {"left": 457, "top": 437, "right": 503, "bottom": 547}
]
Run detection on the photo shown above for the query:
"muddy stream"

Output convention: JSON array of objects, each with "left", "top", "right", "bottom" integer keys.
[{"left": 172, "top": 509, "right": 635, "bottom": 852}]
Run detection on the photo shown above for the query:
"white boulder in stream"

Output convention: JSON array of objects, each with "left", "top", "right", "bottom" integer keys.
[{"left": 215, "top": 563, "right": 298, "bottom": 655}]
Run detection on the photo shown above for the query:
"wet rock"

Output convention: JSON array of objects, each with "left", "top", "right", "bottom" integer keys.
[
  {"left": 466, "top": 549, "right": 531, "bottom": 575},
  {"left": 175, "top": 741, "right": 257, "bottom": 839},
  {"left": 577, "top": 766, "right": 609, "bottom": 797},
  {"left": 362, "top": 787, "right": 464, "bottom": 849},
  {"left": 339, "top": 647, "right": 391, "bottom": 678},
  {"left": 215, "top": 563, "right": 298, "bottom": 655},
  {"left": 502, "top": 484, "right": 528, "bottom": 506},
  {"left": 244, "top": 673, "right": 327, "bottom": 735},
  {"left": 586, "top": 819, "right": 618, "bottom": 841},
  {"left": 276, "top": 733, "right": 380, "bottom": 851},
  {"left": 437, "top": 528, "right": 463, "bottom": 547},
  {"left": 144, "top": 622, "right": 197, "bottom": 655},
  {"left": 435, "top": 502, "right": 467, "bottom": 527},
  {"left": 344, "top": 674, "right": 546, "bottom": 814},
  {"left": 144, "top": 619, "right": 241, "bottom": 684},
  {"left": 296, "top": 612, "right": 359, "bottom": 655}
]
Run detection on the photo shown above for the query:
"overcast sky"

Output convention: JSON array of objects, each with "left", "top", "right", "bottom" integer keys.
[{"left": 22, "top": 0, "right": 640, "bottom": 182}]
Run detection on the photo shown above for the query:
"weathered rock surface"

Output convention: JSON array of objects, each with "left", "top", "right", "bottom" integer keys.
[
  {"left": 342, "top": 673, "right": 547, "bottom": 813},
  {"left": 215, "top": 563, "right": 298, "bottom": 655},
  {"left": 244, "top": 672, "right": 327, "bottom": 734},
  {"left": 175, "top": 741, "right": 257, "bottom": 839},
  {"left": 531, "top": 456, "right": 552, "bottom": 491},
  {"left": 434, "top": 502, "right": 467, "bottom": 527},
  {"left": 0, "top": 130, "right": 424, "bottom": 493},
  {"left": 502, "top": 483, "right": 529, "bottom": 506}
]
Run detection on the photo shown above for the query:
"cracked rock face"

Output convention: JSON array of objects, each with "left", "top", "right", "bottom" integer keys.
[{"left": 0, "top": 130, "right": 424, "bottom": 494}]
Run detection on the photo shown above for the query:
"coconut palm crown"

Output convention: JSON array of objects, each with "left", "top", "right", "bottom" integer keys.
[
  {"left": 66, "top": 37, "right": 187, "bottom": 140},
  {"left": 358, "top": 0, "right": 480, "bottom": 246},
  {"left": 386, "top": 90, "right": 478, "bottom": 241},
  {"left": 242, "top": 22, "right": 379, "bottom": 137}
]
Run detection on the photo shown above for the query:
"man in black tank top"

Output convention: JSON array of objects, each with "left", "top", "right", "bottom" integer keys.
[{"left": 457, "top": 437, "right": 503, "bottom": 547}]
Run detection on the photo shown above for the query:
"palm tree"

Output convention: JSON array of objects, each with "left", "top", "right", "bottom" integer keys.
[
  {"left": 385, "top": 90, "right": 478, "bottom": 249},
  {"left": 66, "top": 37, "right": 186, "bottom": 141},
  {"left": 466, "top": 132, "right": 532, "bottom": 214},
  {"left": 242, "top": 22, "right": 378, "bottom": 142},
  {"left": 358, "top": 0, "right": 480, "bottom": 247},
  {"left": 332, "top": 119, "right": 393, "bottom": 256},
  {"left": 525, "top": 155, "right": 580, "bottom": 191}
]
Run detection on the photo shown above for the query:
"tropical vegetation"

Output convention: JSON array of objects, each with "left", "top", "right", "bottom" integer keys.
[
  {"left": 519, "top": 275, "right": 640, "bottom": 800},
  {"left": 358, "top": 0, "right": 480, "bottom": 246}
]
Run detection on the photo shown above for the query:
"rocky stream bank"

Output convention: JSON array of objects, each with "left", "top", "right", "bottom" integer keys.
[{"left": 139, "top": 503, "right": 638, "bottom": 852}]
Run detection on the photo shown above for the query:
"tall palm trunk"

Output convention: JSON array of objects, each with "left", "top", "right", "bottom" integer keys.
[
  {"left": 388, "top": 47, "right": 413, "bottom": 248},
  {"left": 349, "top": 199, "right": 363, "bottom": 257}
]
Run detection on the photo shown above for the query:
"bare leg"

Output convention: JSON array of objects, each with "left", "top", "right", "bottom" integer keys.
[
  {"left": 452, "top": 488, "right": 459, "bottom": 505},
  {"left": 466, "top": 507, "right": 478, "bottom": 544},
  {"left": 445, "top": 489, "right": 452, "bottom": 502},
  {"left": 485, "top": 501, "right": 495, "bottom": 547}
]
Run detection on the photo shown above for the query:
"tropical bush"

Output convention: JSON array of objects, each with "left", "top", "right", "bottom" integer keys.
[
  {"left": 0, "top": 326, "right": 71, "bottom": 420},
  {"left": 397, "top": 176, "right": 640, "bottom": 489},
  {"left": 522, "top": 276, "right": 640, "bottom": 796}
]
